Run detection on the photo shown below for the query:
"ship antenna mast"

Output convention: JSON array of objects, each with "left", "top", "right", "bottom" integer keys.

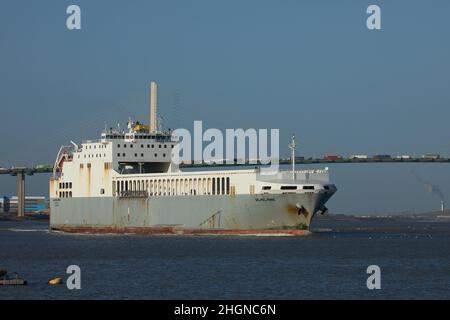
[
  {"left": 288, "top": 134, "right": 296, "bottom": 180},
  {"left": 158, "top": 115, "right": 164, "bottom": 133}
]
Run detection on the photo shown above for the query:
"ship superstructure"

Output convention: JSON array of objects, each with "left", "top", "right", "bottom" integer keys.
[{"left": 50, "top": 82, "right": 336, "bottom": 235}]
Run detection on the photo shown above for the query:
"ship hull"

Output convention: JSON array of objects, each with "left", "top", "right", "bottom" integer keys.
[{"left": 50, "top": 191, "right": 334, "bottom": 235}]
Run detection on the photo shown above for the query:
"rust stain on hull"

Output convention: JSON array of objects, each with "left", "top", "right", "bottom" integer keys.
[
  {"left": 51, "top": 226, "right": 310, "bottom": 236},
  {"left": 287, "top": 204, "right": 299, "bottom": 215}
]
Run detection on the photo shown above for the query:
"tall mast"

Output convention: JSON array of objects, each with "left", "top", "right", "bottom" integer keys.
[{"left": 288, "top": 134, "right": 296, "bottom": 180}]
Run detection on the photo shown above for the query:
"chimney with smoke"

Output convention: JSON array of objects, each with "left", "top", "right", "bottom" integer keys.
[{"left": 411, "top": 170, "right": 445, "bottom": 213}]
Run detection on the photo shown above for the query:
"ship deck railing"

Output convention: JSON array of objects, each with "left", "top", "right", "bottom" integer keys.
[{"left": 257, "top": 169, "right": 330, "bottom": 183}]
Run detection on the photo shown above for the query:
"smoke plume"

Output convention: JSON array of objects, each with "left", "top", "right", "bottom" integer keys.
[{"left": 410, "top": 169, "right": 444, "bottom": 200}]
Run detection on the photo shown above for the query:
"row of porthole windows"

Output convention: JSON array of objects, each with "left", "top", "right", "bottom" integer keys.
[
  {"left": 78, "top": 154, "right": 106, "bottom": 159},
  {"left": 59, "top": 182, "right": 72, "bottom": 189},
  {"left": 85, "top": 144, "right": 106, "bottom": 149},
  {"left": 113, "top": 177, "right": 231, "bottom": 197},
  {"left": 117, "top": 153, "right": 166, "bottom": 158},
  {"left": 117, "top": 144, "right": 173, "bottom": 149}
]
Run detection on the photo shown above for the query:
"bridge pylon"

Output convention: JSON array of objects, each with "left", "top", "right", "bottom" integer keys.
[{"left": 17, "top": 172, "right": 25, "bottom": 218}]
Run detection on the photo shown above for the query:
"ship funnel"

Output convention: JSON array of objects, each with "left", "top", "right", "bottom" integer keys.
[{"left": 150, "top": 81, "right": 158, "bottom": 132}]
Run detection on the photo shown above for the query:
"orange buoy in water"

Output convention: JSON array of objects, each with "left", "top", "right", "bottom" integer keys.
[{"left": 48, "top": 278, "right": 63, "bottom": 285}]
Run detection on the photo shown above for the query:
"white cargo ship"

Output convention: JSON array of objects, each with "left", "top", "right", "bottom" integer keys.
[{"left": 49, "top": 82, "right": 336, "bottom": 235}]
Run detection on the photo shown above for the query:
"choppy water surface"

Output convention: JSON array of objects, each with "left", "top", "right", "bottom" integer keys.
[{"left": 1, "top": 217, "right": 450, "bottom": 299}]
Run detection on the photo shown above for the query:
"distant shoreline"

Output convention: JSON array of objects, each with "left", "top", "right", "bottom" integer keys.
[
  {"left": 318, "top": 211, "right": 450, "bottom": 220},
  {"left": 0, "top": 212, "right": 49, "bottom": 221}
]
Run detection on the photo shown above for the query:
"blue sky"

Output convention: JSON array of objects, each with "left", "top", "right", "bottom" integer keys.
[{"left": 1, "top": 0, "right": 450, "bottom": 214}]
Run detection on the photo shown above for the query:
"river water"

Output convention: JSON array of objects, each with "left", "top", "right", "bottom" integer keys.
[{"left": 1, "top": 217, "right": 450, "bottom": 299}]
